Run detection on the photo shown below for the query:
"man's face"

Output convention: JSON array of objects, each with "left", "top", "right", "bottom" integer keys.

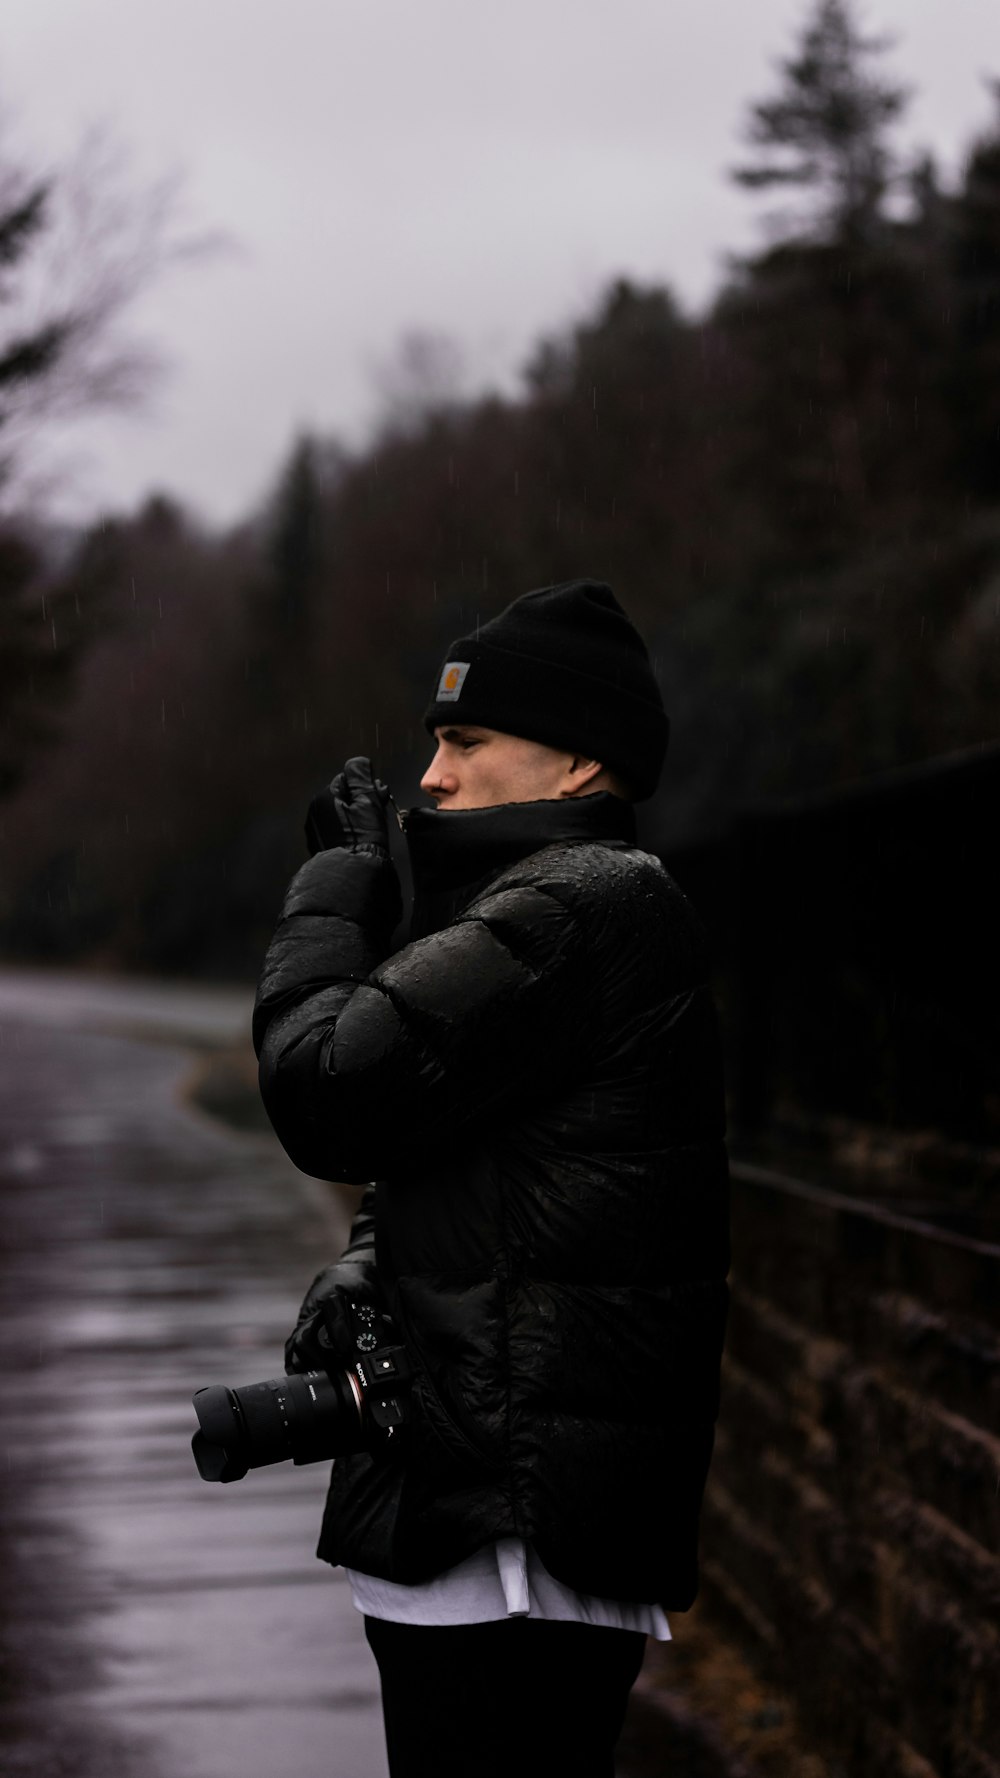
[{"left": 420, "top": 725, "right": 595, "bottom": 811}]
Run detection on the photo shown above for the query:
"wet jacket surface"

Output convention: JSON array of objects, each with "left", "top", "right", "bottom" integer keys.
[{"left": 251, "top": 793, "right": 730, "bottom": 1608}]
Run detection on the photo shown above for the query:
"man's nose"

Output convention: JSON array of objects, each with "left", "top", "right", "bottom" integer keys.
[{"left": 420, "top": 749, "right": 455, "bottom": 797}]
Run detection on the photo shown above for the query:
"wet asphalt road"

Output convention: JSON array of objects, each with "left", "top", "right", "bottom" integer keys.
[{"left": 0, "top": 970, "right": 389, "bottom": 1778}]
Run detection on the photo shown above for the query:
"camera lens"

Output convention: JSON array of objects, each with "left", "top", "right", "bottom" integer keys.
[
  {"left": 191, "top": 1385, "right": 248, "bottom": 1482},
  {"left": 191, "top": 1368, "right": 360, "bottom": 1483}
]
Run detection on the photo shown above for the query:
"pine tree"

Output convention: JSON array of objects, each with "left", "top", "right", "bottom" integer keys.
[
  {"left": 0, "top": 185, "right": 107, "bottom": 797},
  {"left": 241, "top": 433, "right": 336, "bottom": 799},
  {"left": 950, "top": 85, "right": 1000, "bottom": 495},
  {"left": 266, "top": 434, "right": 326, "bottom": 642},
  {"left": 733, "top": 0, "right": 907, "bottom": 245},
  {"left": 0, "top": 120, "right": 196, "bottom": 802},
  {"left": 718, "top": 0, "right": 951, "bottom": 557}
]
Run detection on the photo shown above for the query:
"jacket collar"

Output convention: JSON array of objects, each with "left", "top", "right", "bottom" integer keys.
[{"left": 402, "top": 792, "right": 636, "bottom": 900}]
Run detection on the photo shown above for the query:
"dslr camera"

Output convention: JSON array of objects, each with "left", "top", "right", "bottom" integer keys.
[{"left": 191, "top": 1302, "right": 411, "bottom": 1484}]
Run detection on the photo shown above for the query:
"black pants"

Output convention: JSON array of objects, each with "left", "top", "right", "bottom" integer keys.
[{"left": 364, "top": 1615, "right": 647, "bottom": 1778}]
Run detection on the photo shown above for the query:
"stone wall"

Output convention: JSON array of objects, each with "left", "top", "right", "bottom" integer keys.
[{"left": 702, "top": 1161, "right": 1000, "bottom": 1778}]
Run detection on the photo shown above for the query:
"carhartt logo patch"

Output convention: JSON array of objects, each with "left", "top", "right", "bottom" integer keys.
[{"left": 437, "top": 661, "right": 470, "bottom": 701}]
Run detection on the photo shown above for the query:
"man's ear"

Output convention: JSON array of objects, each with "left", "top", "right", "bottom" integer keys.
[{"left": 565, "top": 755, "right": 604, "bottom": 793}]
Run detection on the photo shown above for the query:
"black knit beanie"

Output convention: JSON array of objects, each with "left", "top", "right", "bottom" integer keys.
[{"left": 423, "top": 579, "right": 669, "bottom": 800}]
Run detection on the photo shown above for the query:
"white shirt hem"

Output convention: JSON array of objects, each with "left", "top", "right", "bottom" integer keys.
[{"left": 345, "top": 1536, "right": 671, "bottom": 1641}]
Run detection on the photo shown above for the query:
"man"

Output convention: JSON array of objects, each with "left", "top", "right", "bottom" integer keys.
[{"left": 252, "top": 579, "right": 730, "bottom": 1778}]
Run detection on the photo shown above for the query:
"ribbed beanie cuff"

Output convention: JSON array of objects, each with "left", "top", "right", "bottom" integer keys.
[{"left": 423, "top": 580, "right": 669, "bottom": 800}]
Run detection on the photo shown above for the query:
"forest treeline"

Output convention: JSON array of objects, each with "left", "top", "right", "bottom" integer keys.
[{"left": 1, "top": 0, "right": 999, "bottom": 975}]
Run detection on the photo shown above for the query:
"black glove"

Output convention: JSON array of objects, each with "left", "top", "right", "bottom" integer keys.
[
  {"left": 285, "top": 1278, "right": 361, "bottom": 1375},
  {"left": 305, "top": 756, "right": 392, "bottom": 858}
]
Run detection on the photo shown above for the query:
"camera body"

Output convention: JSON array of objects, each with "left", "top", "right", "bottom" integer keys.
[{"left": 191, "top": 1303, "right": 412, "bottom": 1484}]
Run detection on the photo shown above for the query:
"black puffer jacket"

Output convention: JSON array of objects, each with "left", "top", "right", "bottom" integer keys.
[{"left": 252, "top": 793, "right": 729, "bottom": 1608}]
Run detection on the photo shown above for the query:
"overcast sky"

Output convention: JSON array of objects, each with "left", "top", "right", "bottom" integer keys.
[{"left": 4, "top": 0, "right": 997, "bottom": 527}]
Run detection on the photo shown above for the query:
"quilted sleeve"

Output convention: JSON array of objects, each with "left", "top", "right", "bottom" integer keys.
[{"left": 252, "top": 862, "right": 589, "bottom": 1183}]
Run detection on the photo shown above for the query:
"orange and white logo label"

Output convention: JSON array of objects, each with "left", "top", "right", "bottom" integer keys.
[{"left": 437, "top": 660, "right": 470, "bottom": 701}]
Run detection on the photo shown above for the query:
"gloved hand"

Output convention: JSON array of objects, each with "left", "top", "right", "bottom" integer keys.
[
  {"left": 285, "top": 1280, "right": 361, "bottom": 1375},
  {"left": 305, "top": 756, "right": 392, "bottom": 858}
]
